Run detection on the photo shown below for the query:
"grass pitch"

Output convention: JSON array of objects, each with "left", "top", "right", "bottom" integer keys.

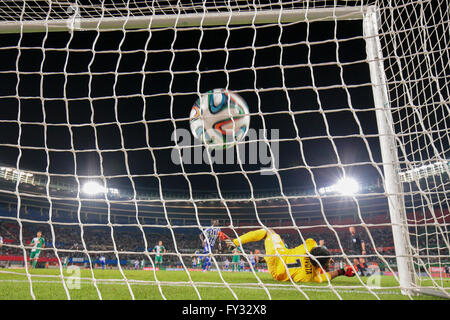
[{"left": 0, "top": 268, "right": 448, "bottom": 300}]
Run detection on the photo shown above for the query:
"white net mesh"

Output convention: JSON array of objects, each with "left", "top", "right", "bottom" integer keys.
[{"left": 0, "top": 0, "right": 448, "bottom": 300}]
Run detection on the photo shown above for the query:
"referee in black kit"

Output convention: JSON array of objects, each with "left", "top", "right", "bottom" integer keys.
[{"left": 348, "top": 226, "right": 369, "bottom": 276}]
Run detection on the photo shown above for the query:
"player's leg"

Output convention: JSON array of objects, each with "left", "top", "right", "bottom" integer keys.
[
  {"left": 263, "top": 229, "right": 289, "bottom": 281},
  {"left": 202, "top": 256, "right": 211, "bottom": 272},
  {"left": 155, "top": 256, "right": 162, "bottom": 268},
  {"left": 358, "top": 257, "right": 368, "bottom": 276},
  {"left": 362, "top": 257, "right": 369, "bottom": 275},
  {"left": 230, "top": 229, "right": 268, "bottom": 248},
  {"left": 353, "top": 258, "right": 360, "bottom": 274},
  {"left": 349, "top": 249, "right": 359, "bottom": 272},
  {"left": 31, "top": 251, "right": 40, "bottom": 268},
  {"left": 29, "top": 251, "right": 35, "bottom": 268},
  {"left": 202, "top": 243, "right": 215, "bottom": 271},
  {"left": 28, "top": 252, "right": 33, "bottom": 268},
  {"left": 347, "top": 249, "right": 361, "bottom": 276},
  {"left": 231, "top": 255, "right": 238, "bottom": 271}
]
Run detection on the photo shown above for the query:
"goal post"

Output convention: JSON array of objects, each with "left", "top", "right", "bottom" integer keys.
[
  {"left": 0, "top": 7, "right": 367, "bottom": 34},
  {"left": 362, "top": 5, "right": 423, "bottom": 296},
  {"left": 0, "top": 0, "right": 448, "bottom": 300}
]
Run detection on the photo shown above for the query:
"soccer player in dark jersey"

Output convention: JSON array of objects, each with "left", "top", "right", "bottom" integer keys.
[{"left": 348, "top": 226, "right": 368, "bottom": 276}]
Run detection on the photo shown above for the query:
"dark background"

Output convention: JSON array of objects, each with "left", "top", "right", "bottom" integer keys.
[{"left": 0, "top": 15, "right": 383, "bottom": 196}]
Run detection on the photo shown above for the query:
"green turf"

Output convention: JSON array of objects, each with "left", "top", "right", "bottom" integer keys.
[{"left": 0, "top": 268, "right": 448, "bottom": 300}]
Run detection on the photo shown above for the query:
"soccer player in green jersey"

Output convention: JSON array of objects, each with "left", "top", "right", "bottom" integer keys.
[
  {"left": 152, "top": 241, "right": 166, "bottom": 268},
  {"left": 231, "top": 247, "right": 241, "bottom": 272},
  {"left": 29, "top": 231, "right": 45, "bottom": 269}
]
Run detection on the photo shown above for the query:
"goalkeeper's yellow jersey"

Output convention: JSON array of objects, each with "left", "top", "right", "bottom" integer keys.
[{"left": 265, "top": 235, "right": 331, "bottom": 283}]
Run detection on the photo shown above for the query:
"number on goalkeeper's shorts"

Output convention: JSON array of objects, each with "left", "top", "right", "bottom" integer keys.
[{"left": 287, "top": 259, "right": 302, "bottom": 269}]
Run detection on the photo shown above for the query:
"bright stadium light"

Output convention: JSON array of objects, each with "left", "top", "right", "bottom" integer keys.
[
  {"left": 82, "top": 181, "right": 106, "bottom": 195},
  {"left": 319, "top": 177, "right": 360, "bottom": 196},
  {"left": 334, "top": 178, "right": 360, "bottom": 196}
]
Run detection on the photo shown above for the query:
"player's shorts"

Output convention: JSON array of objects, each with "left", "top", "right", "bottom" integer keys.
[
  {"left": 232, "top": 255, "right": 240, "bottom": 263},
  {"left": 155, "top": 256, "right": 163, "bottom": 264},
  {"left": 264, "top": 231, "right": 289, "bottom": 281},
  {"left": 202, "top": 247, "right": 213, "bottom": 266},
  {"left": 203, "top": 246, "right": 212, "bottom": 254},
  {"left": 30, "top": 250, "right": 41, "bottom": 260}
]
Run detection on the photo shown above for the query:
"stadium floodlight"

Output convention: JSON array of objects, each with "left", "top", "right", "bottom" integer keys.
[
  {"left": 0, "top": 166, "right": 34, "bottom": 184},
  {"left": 318, "top": 178, "right": 360, "bottom": 196},
  {"left": 399, "top": 160, "right": 449, "bottom": 183},
  {"left": 82, "top": 181, "right": 106, "bottom": 195},
  {"left": 334, "top": 178, "right": 360, "bottom": 196}
]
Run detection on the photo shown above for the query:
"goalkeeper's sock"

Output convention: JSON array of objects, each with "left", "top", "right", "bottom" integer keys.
[
  {"left": 233, "top": 229, "right": 267, "bottom": 247},
  {"left": 31, "top": 260, "right": 37, "bottom": 268}
]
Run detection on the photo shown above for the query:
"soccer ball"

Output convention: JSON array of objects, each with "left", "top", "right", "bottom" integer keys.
[{"left": 189, "top": 89, "right": 250, "bottom": 149}]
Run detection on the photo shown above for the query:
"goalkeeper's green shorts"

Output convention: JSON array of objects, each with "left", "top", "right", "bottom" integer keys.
[{"left": 155, "top": 256, "right": 163, "bottom": 263}]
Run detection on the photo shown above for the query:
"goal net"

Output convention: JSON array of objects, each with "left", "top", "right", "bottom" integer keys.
[{"left": 0, "top": 0, "right": 448, "bottom": 300}]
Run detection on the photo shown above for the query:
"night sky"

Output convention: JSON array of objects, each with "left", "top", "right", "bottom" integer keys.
[{"left": 0, "top": 17, "right": 384, "bottom": 196}]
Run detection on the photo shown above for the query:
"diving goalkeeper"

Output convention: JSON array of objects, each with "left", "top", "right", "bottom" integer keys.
[{"left": 221, "top": 228, "right": 355, "bottom": 283}]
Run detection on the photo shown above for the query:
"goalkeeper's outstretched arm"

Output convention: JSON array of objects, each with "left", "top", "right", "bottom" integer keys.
[
  {"left": 331, "top": 266, "right": 356, "bottom": 279},
  {"left": 315, "top": 265, "right": 356, "bottom": 282}
]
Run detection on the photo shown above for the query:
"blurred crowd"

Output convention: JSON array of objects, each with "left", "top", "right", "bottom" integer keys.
[{"left": 1, "top": 219, "right": 448, "bottom": 269}]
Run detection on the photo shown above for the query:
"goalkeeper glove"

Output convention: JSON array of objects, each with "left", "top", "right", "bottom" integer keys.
[
  {"left": 338, "top": 265, "right": 356, "bottom": 277},
  {"left": 218, "top": 232, "right": 237, "bottom": 249},
  {"left": 218, "top": 231, "right": 228, "bottom": 241}
]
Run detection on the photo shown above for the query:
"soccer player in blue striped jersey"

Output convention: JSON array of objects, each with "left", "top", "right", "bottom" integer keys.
[{"left": 199, "top": 219, "right": 222, "bottom": 272}]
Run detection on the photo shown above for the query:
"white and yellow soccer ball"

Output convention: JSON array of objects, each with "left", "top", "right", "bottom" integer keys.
[{"left": 189, "top": 89, "right": 250, "bottom": 149}]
